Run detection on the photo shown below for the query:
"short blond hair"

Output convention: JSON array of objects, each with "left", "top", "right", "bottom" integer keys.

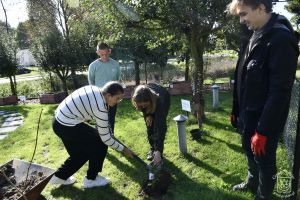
[
  {"left": 226, "top": 0, "right": 272, "bottom": 15},
  {"left": 226, "top": 0, "right": 241, "bottom": 16}
]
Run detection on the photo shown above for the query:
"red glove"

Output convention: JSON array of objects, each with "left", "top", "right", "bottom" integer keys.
[
  {"left": 251, "top": 132, "right": 267, "bottom": 156},
  {"left": 230, "top": 115, "right": 238, "bottom": 128}
]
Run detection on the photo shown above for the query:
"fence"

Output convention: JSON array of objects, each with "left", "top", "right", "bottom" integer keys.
[
  {"left": 118, "top": 55, "right": 237, "bottom": 85},
  {"left": 282, "top": 78, "right": 300, "bottom": 200}
]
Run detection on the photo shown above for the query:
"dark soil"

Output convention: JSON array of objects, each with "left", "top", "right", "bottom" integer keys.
[
  {"left": 139, "top": 169, "right": 172, "bottom": 198},
  {"left": 0, "top": 164, "right": 45, "bottom": 200}
]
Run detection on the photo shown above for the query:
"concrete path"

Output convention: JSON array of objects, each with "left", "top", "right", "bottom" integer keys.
[{"left": 0, "top": 110, "right": 23, "bottom": 140}]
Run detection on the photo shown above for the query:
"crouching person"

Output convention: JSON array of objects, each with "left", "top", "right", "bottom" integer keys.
[
  {"left": 131, "top": 83, "right": 170, "bottom": 166},
  {"left": 49, "top": 81, "right": 134, "bottom": 188}
]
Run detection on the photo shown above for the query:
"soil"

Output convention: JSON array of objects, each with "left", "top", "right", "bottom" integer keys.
[
  {"left": 139, "top": 169, "right": 172, "bottom": 198},
  {"left": 0, "top": 164, "right": 45, "bottom": 200}
]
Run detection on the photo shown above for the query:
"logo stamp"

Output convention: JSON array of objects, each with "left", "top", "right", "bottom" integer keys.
[{"left": 273, "top": 170, "right": 294, "bottom": 198}]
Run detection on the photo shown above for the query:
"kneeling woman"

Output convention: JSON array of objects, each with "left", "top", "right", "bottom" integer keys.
[
  {"left": 131, "top": 83, "right": 170, "bottom": 166},
  {"left": 50, "top": 81, "right": 134, "bottom": 188}
]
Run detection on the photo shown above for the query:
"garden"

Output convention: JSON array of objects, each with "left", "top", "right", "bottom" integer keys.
[{"left": 0, "top": 91, "right": 289, "bottom": 200}]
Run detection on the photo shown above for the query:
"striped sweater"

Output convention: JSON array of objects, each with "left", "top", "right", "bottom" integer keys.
[{"left": 55, "top": 85, "right": 124, "bottom": 152}]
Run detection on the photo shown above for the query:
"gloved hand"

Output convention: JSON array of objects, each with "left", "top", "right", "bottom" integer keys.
[
  {"left": 230, "top": 114, "right": 238, "bottom": 128},
  {"left": 251, "top": 132, "right": 267, "bottom": 156}
]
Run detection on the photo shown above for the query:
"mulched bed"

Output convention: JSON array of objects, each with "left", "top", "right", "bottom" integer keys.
[{"left": 0, "top": 164, "right": 45, "bottom": 200}]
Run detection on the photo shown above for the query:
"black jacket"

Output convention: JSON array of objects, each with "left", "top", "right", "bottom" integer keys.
[
  {"left": 144, "top": 83, "right": 170, "bottom": 153},
  {"left": 232, "top": 13, "right": 299, "bottom": 136}
]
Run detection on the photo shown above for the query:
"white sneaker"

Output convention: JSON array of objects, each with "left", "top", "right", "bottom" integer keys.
[
  {"left": 83, "top": 175, "right": 111, "bottom": 189},
  {"left": 49, "top": 175, "right": 76, "bottom": 185}
]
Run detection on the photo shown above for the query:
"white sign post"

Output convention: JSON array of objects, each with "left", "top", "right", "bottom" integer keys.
[{"left": 181, "top": 99, "right": 191, "bottom": 117}]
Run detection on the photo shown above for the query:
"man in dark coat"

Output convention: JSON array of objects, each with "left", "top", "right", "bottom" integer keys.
[{"left": 227, "top": 0, "right": 299, "bottom": 199}]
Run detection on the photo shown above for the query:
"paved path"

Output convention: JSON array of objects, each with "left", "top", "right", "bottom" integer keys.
[
  {"left": 0, "top": 110, "right": 23, "bottom": 140},
  {"left": 0, "top": 75, "right": 43, "bottom": 84}
]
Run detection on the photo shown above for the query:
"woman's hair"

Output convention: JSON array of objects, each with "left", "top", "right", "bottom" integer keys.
[
  {"left": 101, "top": 81, "right": 124, "bottom": 96},
  {"left": 131, "top": 85, "right": 158, "bottom": 114}
]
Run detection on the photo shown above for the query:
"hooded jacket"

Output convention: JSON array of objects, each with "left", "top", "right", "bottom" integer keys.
[
  {"left": 144, "top": 83, "right": 170, "bottom": 153},
  {"left": 232, "top": 13, "right": 299, "bottom": 136}
]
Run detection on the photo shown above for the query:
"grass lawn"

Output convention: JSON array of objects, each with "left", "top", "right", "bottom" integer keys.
[{"left": 0, "top": 92, "right": 288, "bottom": 200}]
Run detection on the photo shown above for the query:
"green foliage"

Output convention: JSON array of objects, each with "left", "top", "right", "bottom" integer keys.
[
  {"left": 0, "top": 33, "right": 18, "bottom": 78},
  {"left": 0, "top": 79, "right": 51, "bottom": 98},
  {"left": 16, "top": 22, "right": 31, "bottom": 50},
  {"left": 287, "top": 0, "right": 300, "bottom": 27}
]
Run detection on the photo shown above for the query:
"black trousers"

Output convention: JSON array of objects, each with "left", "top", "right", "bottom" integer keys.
[
  {"left": 240, "top": 111, "right": 279, "bottom": 200},
  {"left": 108, "top": 105, "right": 117, "bottom": 132},
  {"left": 52, "top": 119, "right": 108, "bottom": 180}
]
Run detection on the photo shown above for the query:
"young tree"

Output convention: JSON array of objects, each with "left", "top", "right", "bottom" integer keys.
[
  {"left": 31, "top": 29, "right": 70, "bottom": 92},
  {"left": 128, "top": 0, "right": 231, "bottom": 128},
  {"left": 0, "top": 34, "right": 18, "bottom": 96},
  {"left": 28, "top": 0, "right": 95, "bottom": 90},
  {"left": 0, "top": 0, "right": 18, "bottom": 95}
]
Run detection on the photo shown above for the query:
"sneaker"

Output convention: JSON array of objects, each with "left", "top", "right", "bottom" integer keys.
[
  {"left": 83, "top": 175, "right": 111, "bottom": 189},
  {"left": 147, "top": 150, "right": 154, "bottom": 161},
  {"left": 49, "top": 175, "right": 76, "bottom": 185},
  {"left": 233, "top": 180, "right": 258, "bottom": 193}
]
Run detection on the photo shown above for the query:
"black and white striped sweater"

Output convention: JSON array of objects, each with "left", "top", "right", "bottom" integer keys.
[{"left": 55, "top": 85, "right": 124, "bottom": 152}]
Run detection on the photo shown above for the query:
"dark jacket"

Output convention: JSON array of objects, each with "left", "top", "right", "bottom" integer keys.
[
  {"left": 144, "top": 83, "right": 170, "bottom": 153},
  {"left": 232, "top": 13, "right": 299, "bottom": 136}
]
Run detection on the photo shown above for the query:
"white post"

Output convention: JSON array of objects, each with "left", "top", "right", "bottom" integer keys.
[
  {"left": 212, "top": 84, "right": 220, "bottom": 108},
  {"left": 173, "top": 115, "right": 188, "bottom": 154}
]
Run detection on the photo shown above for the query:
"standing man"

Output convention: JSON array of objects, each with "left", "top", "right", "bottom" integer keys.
[
  {"left": 227, "top": 0, "right": 299, "bottom": 199},
  {"left": 88, "top": 42, "right": 121, "bottom": 132}
]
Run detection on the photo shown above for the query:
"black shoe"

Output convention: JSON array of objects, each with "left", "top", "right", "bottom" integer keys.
[
  {"left": 146, "top": 150, "right": 154, "bottom": 161},
  {"left": 233, "top": 180, "right": 257, "bottom": 193}
]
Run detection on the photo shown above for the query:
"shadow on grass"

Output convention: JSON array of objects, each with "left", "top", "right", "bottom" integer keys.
[
  {"left": 183, "top": 154, "right": 243, "bottom": 186},
  {"left": 204, "top": 117, "right": 230, "bottom": 130},
  {"left": 51, "top": 184, "right": 129, "bottom": 200},
  {"left": 205, "top": 134, "right": 244, "bottom": 155}
]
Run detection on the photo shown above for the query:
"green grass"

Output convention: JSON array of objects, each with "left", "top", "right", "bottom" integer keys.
[
  {"left": 296, "top": 69, "right": 300, "bottom": 78},
  {"left": 0, "top": 92, "right": 289, "bottom": 199}
]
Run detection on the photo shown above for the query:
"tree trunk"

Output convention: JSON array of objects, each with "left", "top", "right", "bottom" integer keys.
[
  {"left": 70, "top": 68, "right": 79, "bottom": 89},
  {"left": 49, "top": 72, "right": 55, "bottom": 92},
  {"left": 190, "top": 29, "right": 206, "bottom": 129},
  {"left": 144, "top": 62, "right": 148, "bottom": 84},
  {"left": 185, "top": 52, "right": 190, "bottom": 81},
  {"left": 8, "top": 76, "right": 17, "bottom": 95},
  {"left": 13, "top": 75, "right": 17, "bottom": 95},
  {"left": 134, "top": 61, "right": 140, "bottom": 85},
  {"left": 61, "top": 78, "right": 68, "bottom": 94}
]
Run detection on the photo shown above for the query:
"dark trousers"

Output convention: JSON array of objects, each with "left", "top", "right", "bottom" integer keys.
[
  {"left": 241, "top": 127, "right": 279, "bottom": 200},
  {"left": 52, "top": 119, "right": 108, "bottom": 180},
  {"left": 108, "top": 105, "right": 117, "bottom": 132}
]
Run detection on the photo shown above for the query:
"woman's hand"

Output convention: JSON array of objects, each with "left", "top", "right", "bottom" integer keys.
[
  {"left": 153, "top": 151, "right": 162, "bottom": 166},
  {"left": 145, "top": 115, "right": 153, "bottom": 127}
]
